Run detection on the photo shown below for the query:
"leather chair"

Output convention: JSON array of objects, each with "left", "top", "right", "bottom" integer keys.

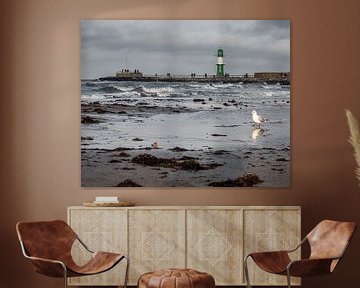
[
  {"left": 244, "top": 220, "right": 356, "bottom": 288},
  {"left": 16, "top": 220, "right": 129, "bottom": 288}
]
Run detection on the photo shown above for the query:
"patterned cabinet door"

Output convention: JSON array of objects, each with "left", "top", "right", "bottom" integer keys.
[
  {"left": 187, "top": 209, "right": 243, "bottom": 285},
  {"left": 128, "top": 209, "right": 186, "bottom": 284},
  {"left": 68, "top": 208, "right": 128, "bottom": 286},
  {"left": 244, "top": 209, "right": 301, "bottom": 286}
]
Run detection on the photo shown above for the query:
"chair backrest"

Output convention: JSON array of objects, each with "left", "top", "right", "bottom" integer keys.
[
  {"left": 307, "top": 220, "right": 356, "bottom": 261},
  {"left": 16, "top": 220, "right": 77, "bottom": 261}
]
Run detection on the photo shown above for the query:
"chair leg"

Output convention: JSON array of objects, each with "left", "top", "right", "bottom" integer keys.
[
  {"left": 244, "top": 255, "right": 252, "bottom": 288},
  {"left": 62, "top": 264, "right": 68, "bottom": 288},
  {"left": 123, "top": 255, "right": 130, "bottom": 288},
  {"left": 286, "top": 269, "right": 291, "bottom": 288}
]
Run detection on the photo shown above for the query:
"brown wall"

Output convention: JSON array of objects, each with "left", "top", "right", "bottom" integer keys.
[{"left": 1, "top": 0, "right": 360, "bottom": 287}]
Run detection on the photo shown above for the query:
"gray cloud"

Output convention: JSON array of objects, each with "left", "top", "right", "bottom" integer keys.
[{"left": 81, "top": 20, "right": 290, "bottom": 79}]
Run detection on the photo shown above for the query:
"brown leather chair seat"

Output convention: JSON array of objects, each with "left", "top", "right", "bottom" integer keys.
[
  {"left": 138, "top": 268, "right": 215, "bottom": 288},
  {"left": 244, "top": 220, "right": 357, "bottom": 288},
  {"left": 16, "top": 220, "right": 129, "bottom": 288}
]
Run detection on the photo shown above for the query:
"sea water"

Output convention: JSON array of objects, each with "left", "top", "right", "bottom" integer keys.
[{"left": 81, "top": 80, "right": 290, "bottom": 152}]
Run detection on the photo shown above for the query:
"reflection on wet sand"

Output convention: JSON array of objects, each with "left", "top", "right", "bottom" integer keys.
[{"left": 251, "top": 128, "right": 265, "bottom": 140}]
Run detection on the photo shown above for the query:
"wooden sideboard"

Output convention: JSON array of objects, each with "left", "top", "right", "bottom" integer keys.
[{"left": 67, "top": 206, "right": 301, "bottom": 286}]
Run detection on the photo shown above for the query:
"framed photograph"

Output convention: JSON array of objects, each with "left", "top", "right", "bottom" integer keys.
[{"left": 81, "top": 20, "right": 290, "bottom": 187}]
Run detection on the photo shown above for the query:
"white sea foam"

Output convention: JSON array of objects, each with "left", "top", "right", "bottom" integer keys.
[
  {"left": 211, "top": 83, "right": 235, "bottom": 88},
  {"left": 81, "top": 94, "right": 107, "bottom": 102},
  {"left": 203, "top": 84, "right": 217, "bottom": 90},
  {"left": 119, "top": 91, "right": 141, "bottom": 97},
  {"left": 142, "top": 86, "right": 175, "bottom": 95},
  {"left": 188, "top": 83, "right": 203, "bottom": 88},
  {"left": 116, "top": 86, "right": 133, "bottom": 92}
]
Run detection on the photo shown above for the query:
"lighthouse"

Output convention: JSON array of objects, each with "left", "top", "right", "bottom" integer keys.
[{"left": 216, "top": 48, "right": 225, "bottom": 76}]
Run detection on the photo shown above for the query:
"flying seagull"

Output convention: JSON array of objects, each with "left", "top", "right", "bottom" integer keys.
[{"left": 251, "top": 110, "right": 265, "bottom": 127}]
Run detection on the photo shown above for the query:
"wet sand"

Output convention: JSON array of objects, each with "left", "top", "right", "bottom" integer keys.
[
  {"left": 81, "top": 144, "right": 290, "bottom": 187},
  {"left": 81, "top": 81, "right": 290, "bottom": 187}
]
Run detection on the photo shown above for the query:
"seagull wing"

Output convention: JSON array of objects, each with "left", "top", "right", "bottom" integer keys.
[{"left": 258, "top": 115, "right": 265, "bottom": 122}]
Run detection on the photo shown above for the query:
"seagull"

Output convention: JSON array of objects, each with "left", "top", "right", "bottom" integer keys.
[
  {"left": 151, "top": 141, "right": 158, "bottom": 149},
  {"left": 251, "top": 110, "right": 265, "bottom": 127}
]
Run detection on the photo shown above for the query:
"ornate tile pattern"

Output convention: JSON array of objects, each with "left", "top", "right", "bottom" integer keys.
[
  {"left": 244, "top": 209, "right": 301, "bottom": 286},
  {"left": 83, "top": 227, "right": 113, "bottom": 252},
  {"left": 128, "top": 209, "right": 186, "bottom": 284},
  {"left": 187, "top": 209, "right": 243, "bottom": 285},
  {"left": 68, "top": 209, "right": 127, "bottom": 286},
  {"left": 194, "top": 227, "right": 232, "bottom": 265},
  {"left": 138, "top": 228, "right": 175, "bottom": 265},
  {"left": 252, "top": 228, "right": 287, "bottom": 252}
]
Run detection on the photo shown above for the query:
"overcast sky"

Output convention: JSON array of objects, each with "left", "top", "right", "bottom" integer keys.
[{"left": 81, "top": 20, "right": 290, "bottom": 79}]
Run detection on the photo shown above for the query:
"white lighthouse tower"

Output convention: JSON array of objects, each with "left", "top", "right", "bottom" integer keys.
[{"left": 216, "top": 48, "right": 225, "bottom": 76}]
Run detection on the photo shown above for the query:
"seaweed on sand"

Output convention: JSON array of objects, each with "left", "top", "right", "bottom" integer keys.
[
  {"left": 208, "top": 173, "right": 263, "bottom": 187},
  {"left": 131, "top": 154, "right": 220, "bottom": 171},
  {"left": 115, "top": 179, "right": 142, "bottom": 187}
]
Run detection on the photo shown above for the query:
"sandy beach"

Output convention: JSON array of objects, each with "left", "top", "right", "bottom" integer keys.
[
  {"left": 81, "top": 80, "right": 290, "bottom": 187},
  {"left": 81, "top": 145, "right": 289, "bottom": 187}
]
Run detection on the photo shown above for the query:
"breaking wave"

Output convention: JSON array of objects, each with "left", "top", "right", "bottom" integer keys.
[
  {"left": 96, "top": 86, "right": 123, "bottom": 93},
  {"left": 141, "top": 86, "right": 175, "bottom": 94},
  {"left": 81, "top": 94, "right": 107, "bottom": 102}
]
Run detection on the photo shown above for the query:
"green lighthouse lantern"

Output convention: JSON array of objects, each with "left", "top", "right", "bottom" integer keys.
[{"left": 216, "top": 48, "right": 225, "bottom": 76}]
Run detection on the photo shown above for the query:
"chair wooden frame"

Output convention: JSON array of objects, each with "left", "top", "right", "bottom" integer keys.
[
  {"left": 16, "top": 220, "right": 129, "bottom": 288},
  {"left": 243, "top": 220, "right": 356, "bottom": 288}
]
